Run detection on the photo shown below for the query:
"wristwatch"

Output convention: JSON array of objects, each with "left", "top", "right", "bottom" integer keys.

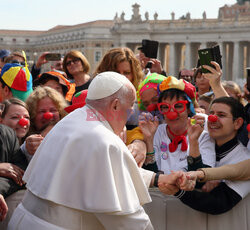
[
  {"left": 187, "top": 155, "right": 202, "bottom": 165},
  {"left": 154, "top": 171, "right": 164, "bottom": 187}
]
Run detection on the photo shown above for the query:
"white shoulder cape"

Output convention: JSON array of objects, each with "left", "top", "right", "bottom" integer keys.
[{"left": 23, "top": 105, "right": 152, "bottom": 214}]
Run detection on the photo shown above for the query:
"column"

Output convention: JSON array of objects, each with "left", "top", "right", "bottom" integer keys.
[
  {"left": 185, "top": 42, "right": 191, "bottom": 69},
  {"left": 217, "top": 42, "right": 226, "bottom": 79},
  {"left": 247, "top": 42, "right": 250, "bottom": 67},
  {"left": 199, "top": 42, "right": 207, "bottom": 50},
  {"left": 158, "top": 43, "right": 166, "bottom": 71},
  {"left": 169, "top": 43, "right": 176, "bottom": 76},
  {"left": 232, "top": 41, "right": 242, "bottom": 82}
]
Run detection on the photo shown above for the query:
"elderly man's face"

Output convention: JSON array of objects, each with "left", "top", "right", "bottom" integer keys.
[{"left": 110, "top": 86, "right": 136, "bottom": 135}]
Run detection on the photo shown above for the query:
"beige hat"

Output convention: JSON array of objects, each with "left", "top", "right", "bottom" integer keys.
[{"left": 87, "top": 71, "right": 130, "bottom": 100}]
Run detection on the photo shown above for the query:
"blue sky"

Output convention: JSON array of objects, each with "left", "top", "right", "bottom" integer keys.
[{"left": 1, "top": 0, "right": 236, "bottom": 31}]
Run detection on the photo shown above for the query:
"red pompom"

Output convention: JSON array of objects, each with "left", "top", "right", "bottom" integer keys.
[
  {"left": 18, "top": 118, "right": 29, "bottom": 127},
  {"left": 247, "top": 124, "right": 250, "bottom": 132},
  {"left": 166, "top": 111, "right": 178, "bottom": 120},
  {"left": 147, "top": 104, "right": 157, "bottom": 112},
  {"left": 43, "top": 112, "right": 53, "bottom": 120},
  {"left": 208, "top": 115, "right": 218, "bottom": 122}
]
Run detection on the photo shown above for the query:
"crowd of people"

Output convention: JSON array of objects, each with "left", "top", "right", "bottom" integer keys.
[{"left": 0, "top": 40, "right": 249, "bottom": 229}]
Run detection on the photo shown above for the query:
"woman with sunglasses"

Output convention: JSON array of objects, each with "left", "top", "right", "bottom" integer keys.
[
  {"left": 139, "top": 76, "right": 216, "bottom": 174},
  {"left": 62, "top": 50, "right": 91, "bottom": 97}
]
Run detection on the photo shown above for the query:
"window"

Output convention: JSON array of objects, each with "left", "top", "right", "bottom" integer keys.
[{"left": 95, "top": 51, "right": 102, "bottom": 62}]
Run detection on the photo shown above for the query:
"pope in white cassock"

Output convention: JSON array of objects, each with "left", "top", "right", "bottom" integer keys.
[{"left": 8, "top": 72, "right": 194, "bottom": 230}]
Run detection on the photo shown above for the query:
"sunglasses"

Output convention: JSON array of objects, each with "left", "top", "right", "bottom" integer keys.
[
  {"left": 10, "top": 60, "right": 25, "bottom": 66},
  {"left": 66, "top": 58, "right": 80, "bottom": 66},
  {"left": 157, "top": 100, "right": 188, "bottom": 115}
]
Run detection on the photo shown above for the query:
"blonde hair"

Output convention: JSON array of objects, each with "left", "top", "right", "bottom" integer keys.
[
  {"left": 94, "top": 47, "right": 143, "bottom": 90},
  {"left": 26, "top": 86, "right": 68, "bottom": 133},
  {"left": 63, "top": 50, "right": 90, "bottom": 79},
  {"left": 222, "top": 81, "right": 246, "bottom": 106}
]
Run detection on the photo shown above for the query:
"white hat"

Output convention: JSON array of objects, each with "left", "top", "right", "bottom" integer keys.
[{"left": 87, "top": 71, "right": 130, "bottom": 100}]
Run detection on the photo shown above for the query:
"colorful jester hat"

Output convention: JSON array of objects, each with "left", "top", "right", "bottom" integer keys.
[
  {"left": 137, "top": 73, "right": 167, "bottom": 111},
  {"left": 158, "top": 76, "right": 197, "bottom": 116},
  {"left": 0, "top": 51, "right": 33, "bottom": 101}
]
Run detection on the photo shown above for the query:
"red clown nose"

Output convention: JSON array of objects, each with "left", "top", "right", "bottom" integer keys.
[
  {"left": 147, "top": 104, "right": 157, "bottom": 112},
  {"left": 43, "top": 112, "right": 53, "bottom": 120},
  {"left": 166, "top": 111, "right": 178, "bottom": 120},
  {"left": 247, "top": 124, "right": 250, "bottom": 132},
  {"left": 208, "top": 115, "right": 218, "bottom": 122},
  {"left": 18, "top": 118, "right": 29, "bottom": 127}
]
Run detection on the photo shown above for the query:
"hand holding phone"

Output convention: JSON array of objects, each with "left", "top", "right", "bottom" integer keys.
[
  {"left": 198, "top": 45, "right": 222, "bottom": 73},
  {"left": 45, "top": 53, "right": 61, "bottom": 61}
]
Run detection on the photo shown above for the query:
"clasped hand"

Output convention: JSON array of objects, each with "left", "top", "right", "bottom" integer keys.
[{"left": 158, "top": 171, "right": 197, "bottom": 195}]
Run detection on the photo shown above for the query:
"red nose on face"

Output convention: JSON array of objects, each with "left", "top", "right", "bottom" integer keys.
[
  {"left": 208, "top": 115, "right": 218, "bottom": 122},
  {"left": 43, "top": 112, "right": 53, "bottom": 120},
  {"left": 247, "top": 124, "right": 250, "bottom": 132},
  {"left": 147, "top": 104, "right": 157, "bottom": 112},
  {"left": 166, "top": 111, "right": 178, "bottom": 120},
  {"left": 18, "top": 118, "right": 29, "bottom": 127}
]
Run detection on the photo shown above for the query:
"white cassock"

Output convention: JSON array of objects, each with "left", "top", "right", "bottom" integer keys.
[{"left": 8, "top": 105, "right": 154, "bottom": 230}]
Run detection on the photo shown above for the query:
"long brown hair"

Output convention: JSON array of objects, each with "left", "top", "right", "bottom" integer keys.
[{"left": 94, "top": 47, "right": 143, "bottom": 90}]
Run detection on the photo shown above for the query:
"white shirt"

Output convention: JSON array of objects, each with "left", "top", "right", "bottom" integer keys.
[
  {"left": 216, "top": 142, "right": 250, "bottom": 198},
  {"left": 154, "top": 124, "right": 216, "bottom": 174}
]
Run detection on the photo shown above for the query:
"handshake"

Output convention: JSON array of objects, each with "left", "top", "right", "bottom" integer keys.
[{"left": 157, "top": 170, "right": 204, "bottom": 195}]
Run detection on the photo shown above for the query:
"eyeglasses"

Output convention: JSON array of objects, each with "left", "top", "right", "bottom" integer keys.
[
  {"left": 66, "top": 58, "right": 80, "bottom": 67},
  {"left": 157, "top": 100, "right": 188, "bottom": 115}
]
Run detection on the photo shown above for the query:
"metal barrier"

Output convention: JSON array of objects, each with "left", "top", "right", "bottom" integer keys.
[{"left": 143, "top": 188, "right": 250, "bottom": 230}]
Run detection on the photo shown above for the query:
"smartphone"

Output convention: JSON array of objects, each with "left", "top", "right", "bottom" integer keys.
[
  {"left": 45, "top": 53, "right": 61, "bottom": 61},
  {"left": 247, "top": 67, "right": 250, "bottom": 91},
  {"left": 198, "top": 45, "right": 222, "bottom": 73},
  {"left": 139, "top": 39, "right": 159, "bottom": 59}
]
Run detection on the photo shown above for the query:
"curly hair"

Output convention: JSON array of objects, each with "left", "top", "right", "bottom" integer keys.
[
  {"left": 93, "top": 47, "right": 143, "bottom": 90},
  {"left": 26, "top": 86, "right": 68, "bottom": 133}
]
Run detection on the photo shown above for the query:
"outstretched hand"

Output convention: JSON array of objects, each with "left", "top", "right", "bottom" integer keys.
[{"left": 139, "top": 112, "right": 159, "bottom": 142}]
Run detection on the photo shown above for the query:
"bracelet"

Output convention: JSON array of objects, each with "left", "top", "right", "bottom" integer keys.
[
  {"left": 146, "top": 150, "right": 155, "bottom": 156},
  {"left": 153, "top": 172, "right": 163, "bottom": 187}
]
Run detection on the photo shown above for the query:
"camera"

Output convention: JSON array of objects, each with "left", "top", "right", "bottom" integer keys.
[
  {"left": 145, "top": 61, "right": 153, "bottom": 69},
  {"left": 198, "top": 45, "right": 222, "bottom": 73}
]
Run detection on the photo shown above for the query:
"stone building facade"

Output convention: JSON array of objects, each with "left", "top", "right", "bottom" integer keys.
[{"left": 0, "top": 1, "right": 250, "bottom": 85}]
